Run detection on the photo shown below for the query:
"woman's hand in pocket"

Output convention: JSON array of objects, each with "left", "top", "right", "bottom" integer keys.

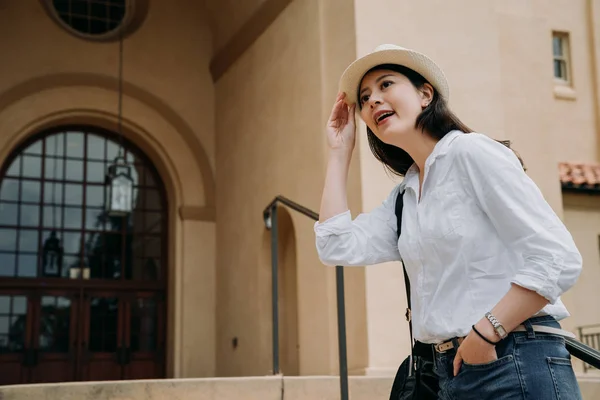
[{"left": 453, "top": 324, "right": 499, "bottom": 375}]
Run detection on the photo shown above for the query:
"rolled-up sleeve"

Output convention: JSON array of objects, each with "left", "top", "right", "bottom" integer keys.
[
  {"left": 314, "top": 186, "right": 402, "bottom": 267},
  {"left": 455, "top": 133, "right": 582, "bottom": 304}
]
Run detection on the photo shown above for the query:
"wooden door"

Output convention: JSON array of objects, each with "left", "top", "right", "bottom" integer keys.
[
  {"left": 80, "top": 291, "right": 125, "bottom": 381},
  {"left": 0, "top": 292, "right": 31, "bottom": 385},
  {"left": 29, "top": 291, "right": 79, "bottom": 383},
  {"left": 123, "top": 292, "right": 165, "bottom": 379},
  {"left": 79, "top": 290, "right": 165, "bottom": 381}
]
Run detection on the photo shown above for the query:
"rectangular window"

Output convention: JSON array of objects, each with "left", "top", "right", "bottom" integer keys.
[{"left": 552, "top": 32, "right": 571, "bottom": 84}]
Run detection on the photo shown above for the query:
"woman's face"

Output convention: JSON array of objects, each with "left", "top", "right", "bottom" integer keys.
[{"left": 358, "top": 69, "right": 432, "bottom": 145}]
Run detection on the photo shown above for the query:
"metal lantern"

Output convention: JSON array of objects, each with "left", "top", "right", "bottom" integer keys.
[
  {"left": 105, "top": 156, "right": 134, "bottom": 216},
  {"left": 42, "top": 230, "right": 63, "bottom": 277}
]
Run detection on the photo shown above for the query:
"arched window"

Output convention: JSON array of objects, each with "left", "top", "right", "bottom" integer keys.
[
  {"left": 0, "top": 126, "right": 167, "bottom": 384},
  {"left": 0, "top": 126, "right": 167, "bottom": 281}
]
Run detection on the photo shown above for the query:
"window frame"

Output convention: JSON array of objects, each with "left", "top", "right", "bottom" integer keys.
[{"left": 552, "top": 31, "right": 572, "bottom": 86}]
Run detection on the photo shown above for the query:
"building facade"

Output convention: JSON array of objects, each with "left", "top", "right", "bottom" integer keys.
[{"left": 0, "top": 0, "right": 599, "bottom": 386}]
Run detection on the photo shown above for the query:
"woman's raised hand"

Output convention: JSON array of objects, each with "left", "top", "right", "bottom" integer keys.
[{"left": 326, "top": 92, "right": 356, "bottom": 154}]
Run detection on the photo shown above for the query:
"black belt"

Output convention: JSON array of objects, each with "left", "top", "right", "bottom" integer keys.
[{"left": 413, "top": 341, "right": 435, "bottom": 359}]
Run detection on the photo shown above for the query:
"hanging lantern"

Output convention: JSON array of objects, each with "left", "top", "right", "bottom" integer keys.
[
  {"left": 105, "top": 156, "right": 134, "bottom": 216},
  {"left": 42, "top": 230, "right": 63, "bottom": 277}
]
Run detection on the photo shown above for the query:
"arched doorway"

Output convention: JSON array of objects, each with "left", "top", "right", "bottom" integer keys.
[{"left": 0, "top": 125, "right": 167, "bottom": 385}]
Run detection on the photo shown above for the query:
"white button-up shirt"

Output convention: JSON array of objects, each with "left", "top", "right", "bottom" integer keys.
[{"left": 314, "top": 130, "right": 582, "bottom": 344}]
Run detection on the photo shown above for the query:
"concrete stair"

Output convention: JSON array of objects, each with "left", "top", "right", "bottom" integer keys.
[{"left": 1, "top": 374, "right": 599, "bottom": 399}]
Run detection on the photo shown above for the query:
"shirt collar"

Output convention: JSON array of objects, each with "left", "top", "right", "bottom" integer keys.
[{"left": 398, "top": 130, "right": 464, "bottom": 192}]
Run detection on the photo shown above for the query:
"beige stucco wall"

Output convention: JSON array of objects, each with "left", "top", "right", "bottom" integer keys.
[
  {"left": 203, "top": 0, "right": 267, "bottom": 52},
  {"left": 0, "top": 0, "right": 217, "bottom": 379},
  {"left": 214, "top": 0, "right": 368, "bottom": 377},
  {"left": 537, "top": 0, "right": 600, "bottom": 163},
  {"left": 562, "top": 194, "right": 600, "bottom": 359}
]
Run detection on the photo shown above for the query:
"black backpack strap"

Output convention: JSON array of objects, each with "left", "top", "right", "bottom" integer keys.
[{"left": 394, "top": 189, "right": 413, "bottom": 345}]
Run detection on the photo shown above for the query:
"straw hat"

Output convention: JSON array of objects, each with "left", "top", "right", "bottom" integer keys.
[{"left": 339, "top": 44, "right": 449, "bottom": 105}]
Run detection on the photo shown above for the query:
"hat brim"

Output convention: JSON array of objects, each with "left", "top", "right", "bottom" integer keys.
[{"left": 339, "top": 48, "right": 449, "bottom": 106}]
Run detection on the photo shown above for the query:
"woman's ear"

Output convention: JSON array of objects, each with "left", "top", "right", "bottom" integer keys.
[{"left": 420, "top": 83, "right": 434, "bottom": 108}]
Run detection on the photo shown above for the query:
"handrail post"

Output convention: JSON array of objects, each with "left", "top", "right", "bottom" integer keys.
[
  {"left": 264, "top": 196, "right": 349, "bottom": 400},
  {"left": 336, "top": 265, "right": 349, "bottom": 400},
  {"left": 270, "top": 203, "right": 280, "bottom": 375}
]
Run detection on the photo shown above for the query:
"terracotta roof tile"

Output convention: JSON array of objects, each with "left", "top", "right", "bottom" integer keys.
[{"left": 559, "top": 162, "right": 600, "bottom": 190}]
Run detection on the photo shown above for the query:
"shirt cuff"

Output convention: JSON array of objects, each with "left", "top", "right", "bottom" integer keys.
[
  {"left": 314, "top": 210, "right": 352, "bottom": 236},
  {"left": 511, "top": 270, "right": 561, "bottom": 305}
]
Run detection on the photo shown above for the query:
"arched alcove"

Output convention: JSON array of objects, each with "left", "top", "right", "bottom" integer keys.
[
  {"left": 261, "top": 206, "right": 299, "bottom": 376},
  {"left": 0, "top": 124, "right": 168, "bottom": 384},
  {"left": 0, "top": 77, "right": 218, "bottom": 379}
]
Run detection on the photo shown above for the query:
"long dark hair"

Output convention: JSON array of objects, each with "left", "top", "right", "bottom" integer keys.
[{"left": 360, "top": 64, "right": 524, "bottom": 175}]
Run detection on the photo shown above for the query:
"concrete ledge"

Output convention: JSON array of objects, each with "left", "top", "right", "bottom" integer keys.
[
  {"left": 0, "top": 376, "right": 282, "bottom": 400},
  {"left": 1, "top": 374, "right": 598, "bottom": 399}
]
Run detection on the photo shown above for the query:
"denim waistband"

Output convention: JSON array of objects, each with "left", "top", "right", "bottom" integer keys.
[{"left": 413, "top": 315, "right": 559, "bottom": 358}]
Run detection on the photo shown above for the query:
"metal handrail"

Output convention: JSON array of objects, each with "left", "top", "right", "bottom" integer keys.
[
  {"left": 577, "top": 323, "right": 600, "bottom": 330},
  {"left": 577, "top": 324, "right": 600, "bottom": 372},
  {"left": 263, "top": 196, "right": 349, "bottom": 400},
  {"left": 263, "top": 195, "right": 319, "bottom": 223}
]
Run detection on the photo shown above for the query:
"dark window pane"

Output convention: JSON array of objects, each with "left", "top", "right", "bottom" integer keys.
[
  {"left": 64, "top": 184, "right": 83, "bottom": 206},
  {"left": 0, "top": 203, "right": 18, "bottom": 226},
  {"left": 108, "top": 4, "right": 125, "bottom": 24},
  {"left": 5, "top": 157, "right": 21, "bottom": 176},
  {"left": 87, "top": 134, "right": 105, "bottom": 160},
  {"left": 0, "top": 297, "right": 9, "bottom": 314},
  {"left": 62, "top": 255, "right": 80, "bottom": 278},
  {"left": 89, "top": 297, "right": 118, "bottom": 351},
  {"left": 19, "top": 205, "right": 40, "bottom": 227},
  {"left": 142, "top": 237, "right": 161, "bottom": 259},
  {"left": 142, "top": 189, "right": 162, "bottom": 210},
  {"left": 45, "top": 158, "right": 64, "bottom": 180},
  {"left": 12, "top": 297, "right": 26, "bottom": 314},
  {"left": 0, "top": 316, "right": 8, "bottom": 334},
  {"left": 145, "top": 212, "right": 162, "bottom": 234},
  {"left": 553, "top": 36, "right": 562, "bottom": 56},
  {"left": 23, "top": 141, "right": 42, "bottom": 155},
  {"left": 90, "top": 1, "right": 109, "bottom": 19},
  {"left": 90, "top": 19, "right": 108, "bottom": 34},
  {"left": 45, "top": 134, "right": 64, "bottom": 157},
  {"left": 22, "top": 156, "right": 42, "bottom": 178},
  {"left": 0, "top": 253, "right": 16, "bottom": 276},
  {"left": 19, "top": 230, "right": 39, "bottom": 253},
  {"left": 86, "top": 208, "right": 105, "bottom": 230},
  {"left": 65, "top": 160, "right": 84, "bottom": 181},
  {"left": 70, "top": 0, "right": 90, "bottom": 17},
  {"left": 0, "top": 179, "right": 19, "bottom": 201},
  {"left": 0, "top": 229, "right": 17, "bottom": 252},
  {"left": 89, "top": 332, "right": 103, "bottom": 352},
  {"left": 17, "top": 254, "right": 38, "bottom": 278},
  {"left": 63, "top": 208, "right": 83, "bottom": 229},
  {"left": 130, "top": 297, "right": 157, "bottom": 351},
  {"left": 66, "top": 132, "right": 84, "bottom": 158},
  {"left": 554, "top": 60, "right": 562, "bottom": 78},
  {"left": 106, "top": 142, "right": 119, "bottom": 162},
  {"left": 143, "top": 258, "right": 160, "bottom": 280},
  {"left": 21, "top": 181, "right": 41, "bottom": 203},
  {"left": 43, "top": 206, "right": 63, "bottom": 229},
  {"left": 44, "top": 182, "right": 64, "bottom": 204},
  {"left": 86, "top": 185, "right": 105, "bottom": 208},
  {"left": 39, "top": 296, "right": 70, "bottom": 352},
  {"left": 61, "top": 231, "right": 81, "bottom": 254},
  {"left": 87, "top": 161, "right": 106, "bottom": 183}
]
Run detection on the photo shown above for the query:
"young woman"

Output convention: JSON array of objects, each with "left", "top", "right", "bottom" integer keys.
[{"left": 314, "top": 44, "right": 583, "bottom": 399}]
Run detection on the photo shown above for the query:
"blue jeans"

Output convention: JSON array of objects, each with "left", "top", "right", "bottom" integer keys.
[{"left": 433, "top": 316, "right": 583, "bottom": 399}]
